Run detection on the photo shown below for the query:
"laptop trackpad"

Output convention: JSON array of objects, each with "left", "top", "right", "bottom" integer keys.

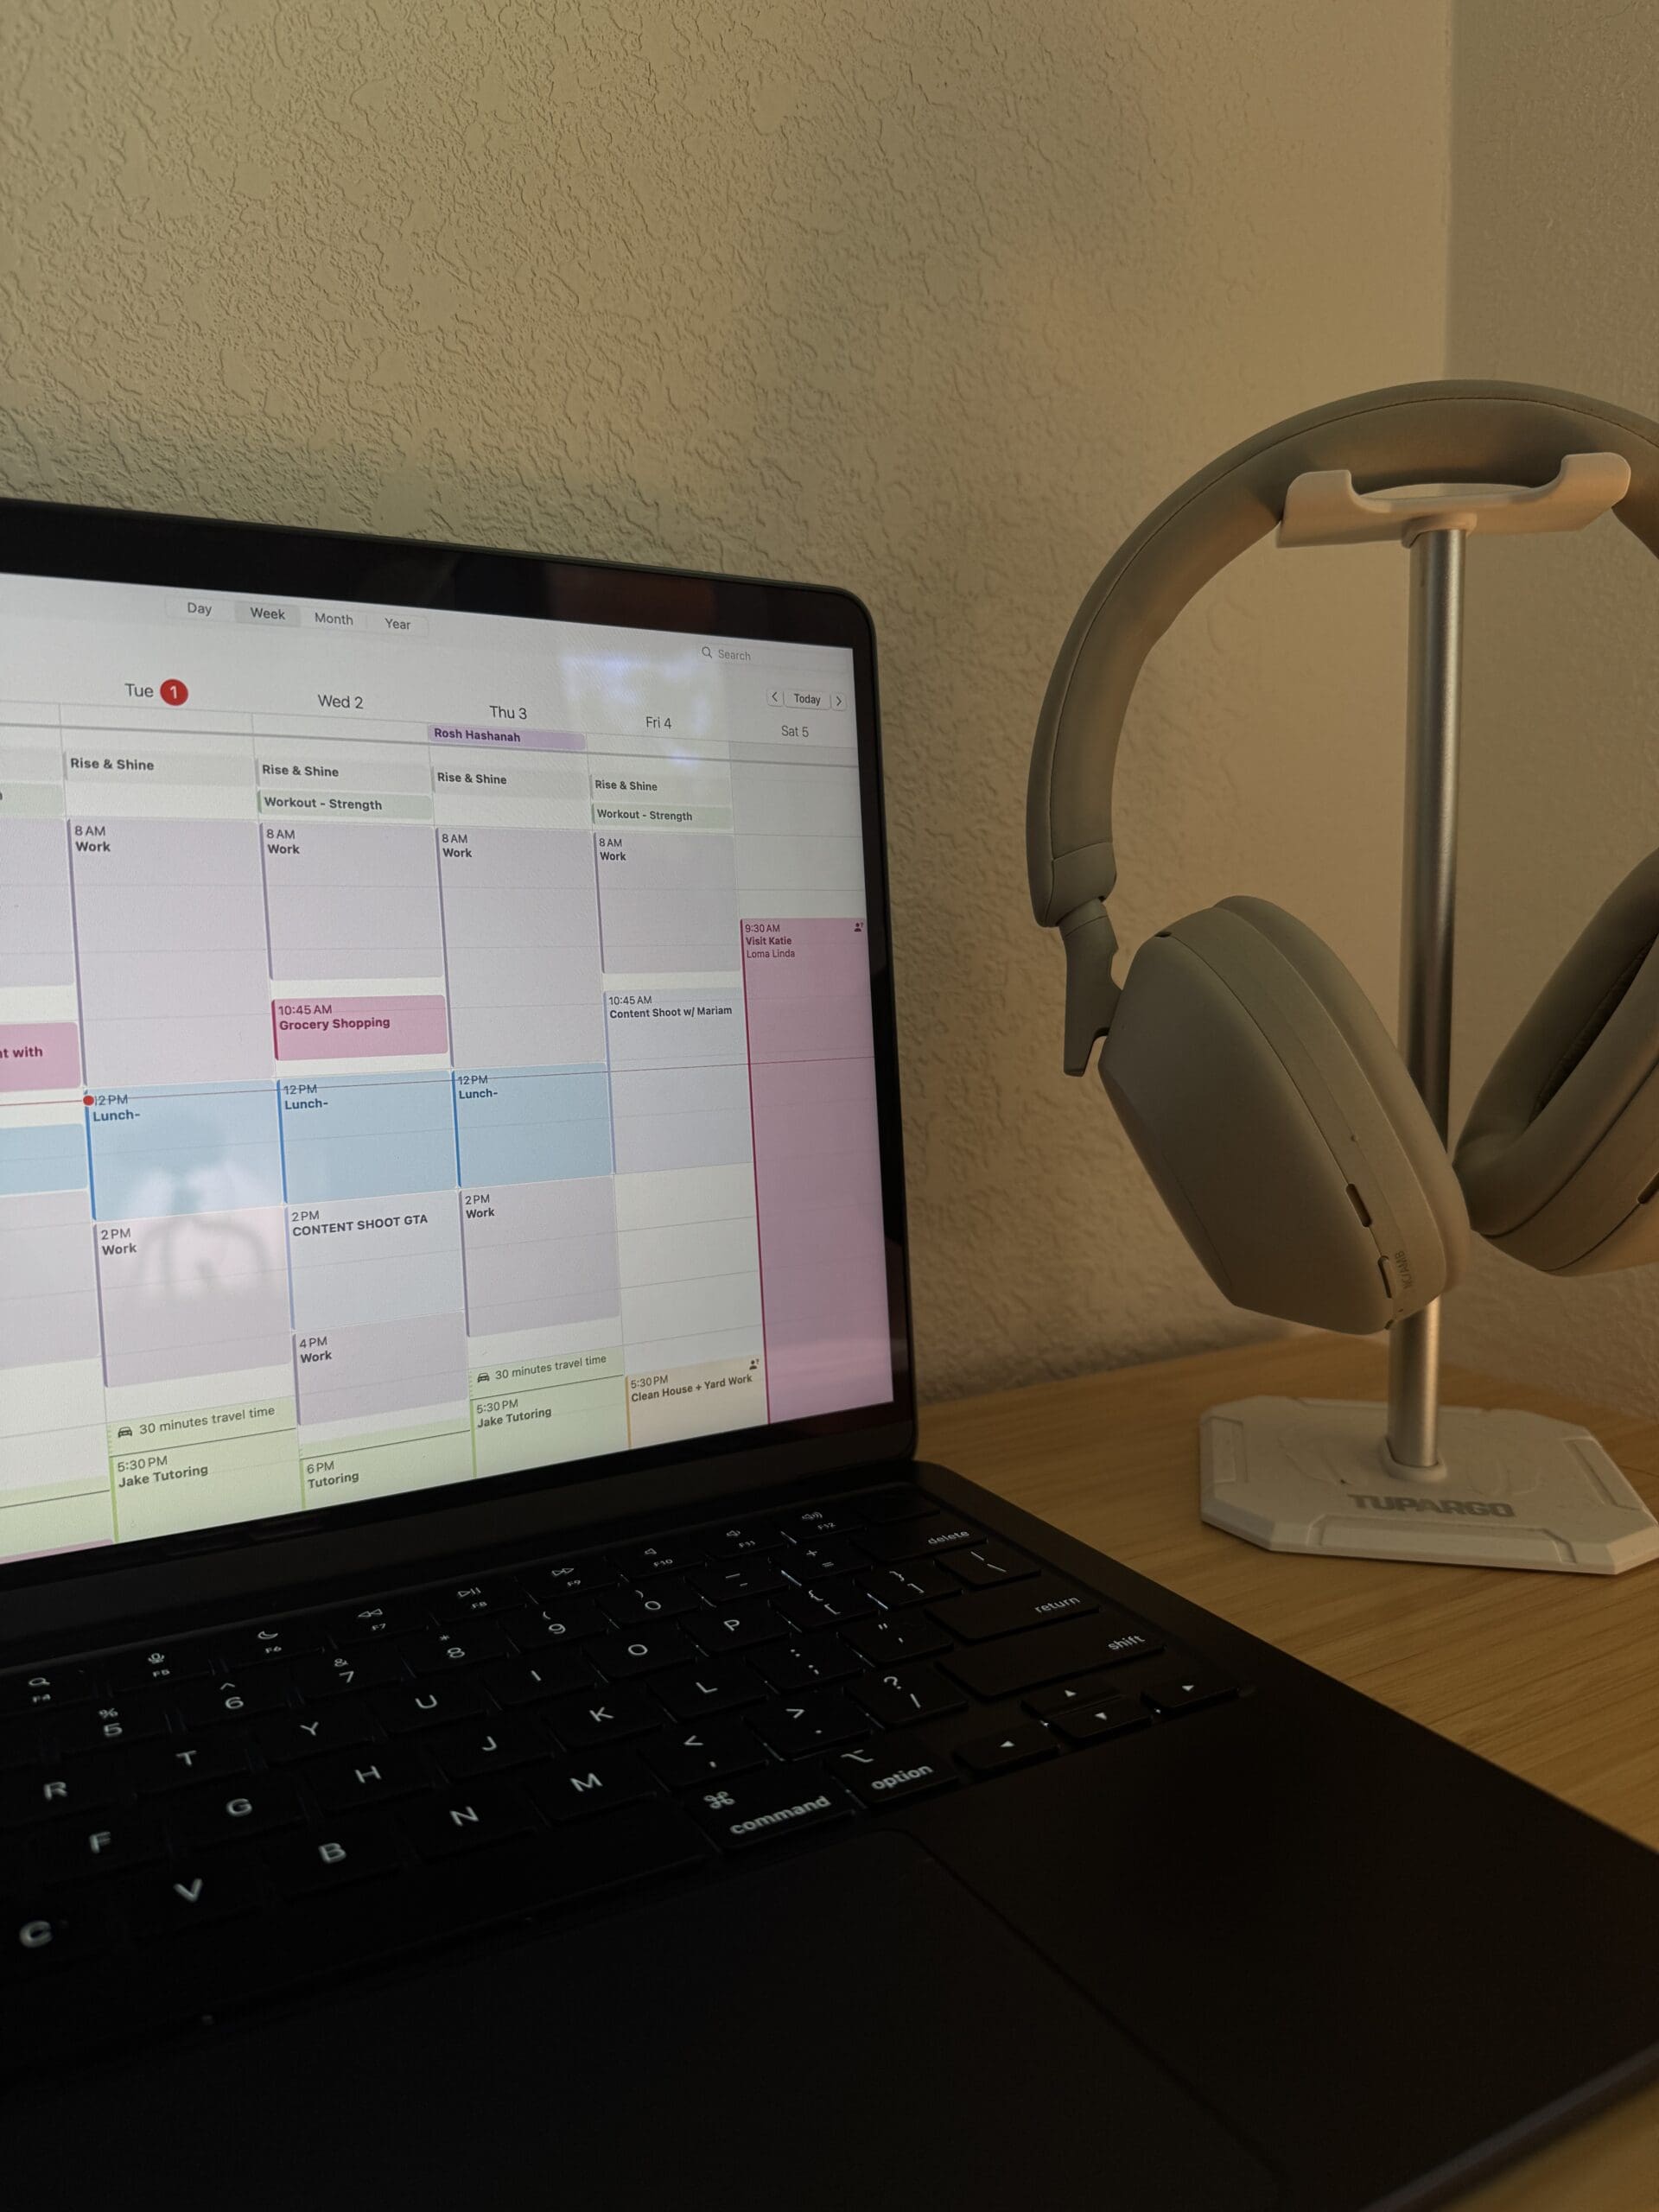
[{"left": 22, "top": 1832, "right": 1276, "bottom": 2210}]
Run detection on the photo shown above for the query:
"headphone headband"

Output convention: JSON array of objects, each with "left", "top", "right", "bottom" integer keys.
[{"left": 1028, "top": 380, "right": 1659, "bottom": 1070}]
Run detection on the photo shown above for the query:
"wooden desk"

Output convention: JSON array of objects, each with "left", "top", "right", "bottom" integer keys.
[{"left": 918, "top": 1332, "right": 1659, "bottom": 2212}]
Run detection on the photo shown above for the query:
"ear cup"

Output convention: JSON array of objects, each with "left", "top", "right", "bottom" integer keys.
[
  {"left": 1455, "top": 849, "right": 1659, "bottom": 1274},
  {"left": 1099, "top": 899, "right": 1469, "bottom": 1332}
]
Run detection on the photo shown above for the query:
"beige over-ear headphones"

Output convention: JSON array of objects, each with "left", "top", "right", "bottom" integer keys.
[{"left": 1027, "top": 379, "right": 1659, "bottom": 1334}]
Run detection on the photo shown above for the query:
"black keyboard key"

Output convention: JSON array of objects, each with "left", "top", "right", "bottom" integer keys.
[
  {"left": 684, "top": 1602, "right": 791, "bottom": 1656},
  {"left": 372, "top": 1680, "right": 486, "bottom": 1735},
  {"left": 0, "top": 1666, "right": 97, "bottom": 1715},
  {"left": 477, "top": 1651, "right": 595, "bottom": 1708},
  {"left": 264, "top": 1815, "right": 404, "bottom": 1898},
  {"left": 601, "top": 1578, "right": 700, "bottom": 1626},
  {"left": 543, "top": 1688, "right": 660, "bottom": 1750},
  {"left": 396, "top": 1624, "right": 512, "bottom": 1675},
  {"left": 773, "top": 1579, "right": 874, "bottom": 1630},
  {"left": 55, "top": 1694, "right": 173, "bottom": 1753},
  {"left": 638, "top": 1722, "right": 766, "bottom": 1791},
  {"left": 401, "top": 1778, "right": 534, "bottom": 1861},
  {"left": 1, "top": 1894, "right": 114, "bottom": 1978},
  {"left": 855, "top": 1487, "right": 932, "bottom": 1524},
  {"left": 123, "top": 1858, "right": 263, "bottom": 1940},
  {"left": 613, "top": 1538, "right": 703, "bottom": 1579},
  {"left": 522, "top": 1751, "right": 655, "bottom": 1824},
  {"left": 842, "top": 1613, "right": 952, "bottom": 1669},
  {"left": 931, "top": 1577, "right": 1096, "bottom": 1643},
  {"left": 942, "top": 1617, "right": 1161, "bottom": 1701},
  {"left": 777, "top": 1504, "right": 866, "bottom": 1538},
  {"left": 856, "top": 1514, "right": 982, "bottom": 1563},
  {"left": 1050, "top": 1694, "right": 1150, "bottom": 1745},
  {"left": 586, "top": 1627, "right": 697, "bottom": 1680},
  {"left": 171, "top": 1675, "right": 289, "bottom": 1729},
  {"left": 220, "top": 1623, "right": 326, "bottom": 1668},
  {"left": 106, "top": 1643, "right": 214, "bottom": 1692},
  {"left": 257, "top": 1704, "right": 378, "bottom": 1764},
  {"left": 957, "top": 1724, "right": 1058, "bottom": 1776},
  {"left": 289, "top": 1647, "right": 409, "bottom": 1700},
  {"left": 34, "top": 1811, "right": 167, "bottom": 1885},
  {"left": 323, "top": 1598, "right": 431, "bottom": 1645},
  {"left": 748, "top": 1694, "right": 869, "bottom": 1759},
  {"left": 778, "top": 1534, "right": 866, "bottom": 1580},
  {"left": 831, "top": 1734, "right": 960, "bottom": 1809},
  {"left": 860, "top": 1560, "right": 959, "bottom": 1608},
  {"left": 1141, "top": 1669, "right": 1236, "bottom": 1717},
  {"left": 526, "top": 1558, "right": 616, "bottom": 1598},
  {"left": 0, "top": 1719, "right": 50, "bottom": 1772},
  {"left": 850, "top": 1664, "right": 968, "bottom": 1728},
  {"left": 170, "top": 1777, "right": 304, "bottom": 1848},
  {"left": 752, "top": 1635, "right": 860, "bottom": 1694},
  {"left": 425, "top": 1715, "right": 547, "bottom": 1780},
  {"left": 691, "top": 1562, "right": 786, "bottom": 1603},
  {"left": 1, "top": 1758, "right": 127, "bottom": 1827},
  {"left": 1027, "top": 1670, "right": 1158, "bottom": 1717},
  {"left": 307, "top": 1747, "right": 431, "bottom": 1814},
  {"left": 130, "top": 1737, "right": 253, "bottom": 1793},
  {"left": 431, "top": 1578, "right": 521, "bottom": 1622},
  {"left": 505, "top": 1602, "right": 607, "bottom": 1651},
  {"left": 950, "top": 1541, "right": 1038, "bottom": 1588},
  {"left": 653, "top": 1662, "right": 768, "bottom": 1720},
  {"left": 702, "top": 1522, "right": 782, "bottom": 1560},
  {"left": 689, "top": 1762, "right": 855, "bottom": 1851}
]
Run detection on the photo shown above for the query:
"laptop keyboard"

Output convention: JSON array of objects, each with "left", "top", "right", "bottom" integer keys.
[{"left": 0, "top": 1484, "right": 1239, "bottom": 2058}]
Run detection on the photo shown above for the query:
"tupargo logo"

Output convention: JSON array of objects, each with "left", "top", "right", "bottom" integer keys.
[{"left": 1353, "top": 1495, "right": 1516, "bottom": 1517}]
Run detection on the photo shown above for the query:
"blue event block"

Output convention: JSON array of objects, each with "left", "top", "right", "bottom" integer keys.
[
  {"left": 0, "top": 1117, "right": 89, "bottom": 1198},
  {"left": 281, "top": 1072, "right": 457, "bottom": 1203},
  {"left": 454, "top": 1067, "right": 613, "bottom": 1187},
  {"left": 88, "top": 1082, "right": 283, "bottom": 1221}
]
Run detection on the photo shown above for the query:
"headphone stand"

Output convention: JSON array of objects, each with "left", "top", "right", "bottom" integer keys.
[{"left": 1198, "top": 456, "right": 1659, "bottom": 1573}]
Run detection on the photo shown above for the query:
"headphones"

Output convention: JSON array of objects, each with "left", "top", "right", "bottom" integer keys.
[{"left": 1027, "top": 379, "right": 1659, "bottom": 1335}]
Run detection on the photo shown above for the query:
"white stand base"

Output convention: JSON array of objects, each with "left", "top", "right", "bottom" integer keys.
[{"left": 1199, "top": 1397, "right": 1659, "bottom": 1574}]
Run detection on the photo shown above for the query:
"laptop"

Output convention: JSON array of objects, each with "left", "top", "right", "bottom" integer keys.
[{"left": 1, "top": 499, "right": 1656, "bottom": 2211}]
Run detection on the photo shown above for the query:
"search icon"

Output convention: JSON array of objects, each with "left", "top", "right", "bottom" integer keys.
[{"left": 701, "top": 645, "right": 713, "bottom": 658}]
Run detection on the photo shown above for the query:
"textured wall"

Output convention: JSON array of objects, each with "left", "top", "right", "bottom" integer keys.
[
  {"left": 2, "top": 0, "right": 1451, "bottom": 1402},
  {"left": 1444, "top": 1, "right": 1659, "bottom": 1415}
]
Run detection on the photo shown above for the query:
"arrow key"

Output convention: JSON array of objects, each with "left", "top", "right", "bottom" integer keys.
[
  {"left": 1141, "top": 1669, "right": 1236, "bottom": 1718},
  {"left": 956, "top": 1723, "right": 1058, "bottom": 1777}
]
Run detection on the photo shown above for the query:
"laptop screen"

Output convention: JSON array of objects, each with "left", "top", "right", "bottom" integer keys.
[{"left": 0, "top": 547, "right": 898, "bottom": 1569}]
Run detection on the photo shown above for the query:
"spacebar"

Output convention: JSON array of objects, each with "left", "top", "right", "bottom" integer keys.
[
  {"left": 9, "top": 1804, "right": 711, "bottom": 2075},
  {"left": 942, "top": 1616, "right": 1144, "bottom": 1699}
]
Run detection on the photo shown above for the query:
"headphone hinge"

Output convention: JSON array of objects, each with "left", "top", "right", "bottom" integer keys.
[{"left": 1058, "top": 901, "right": 1121, "bottom": 1075}]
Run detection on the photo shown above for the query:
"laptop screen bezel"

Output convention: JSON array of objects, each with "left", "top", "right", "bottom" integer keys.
[{"left": 0, "top": 497, "right": 917, "bottom": 1637}]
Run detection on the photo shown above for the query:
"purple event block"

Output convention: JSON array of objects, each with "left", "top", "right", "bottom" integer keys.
[
  {"left": 461, "top": 1176, "right": 620, "bottom": 1337},
  {"left": 96, "top": 1205, "right": 290, "bottom": 1387},
  {"left": 440, "top": 829, "right": 603, "bottom": 1066},
  {"left": 296, "top": 1312, "right": 467, "bottom": 1425},
  {"left": 742, "top": 921, "right": 889, "bottom": 1422},
  {"left": 429, "top": 725, "right": 584, "bottom": 752},
  {"left": 273, "top": 995, "right": 449, "bottom": 1060},
  {"left": 264, "top": 822, "right": 444, "bottom": 982},
  {"left": 72, "top": 819, "right": 270, "bottom": 1087},
  {"left": 0, "top": 821, "right": 75, "bottom": 990},
  {"left": 0, "top": 1023, "right": 81, "bottom": 1091}
]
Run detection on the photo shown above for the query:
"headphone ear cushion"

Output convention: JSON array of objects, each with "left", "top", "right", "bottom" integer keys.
[
  {"left": 1456, "top": 849, "right": 1659, "bottom": 1273},
  {"left": 1100, "top": 899, "right": 1468, "bottom": 1333}
]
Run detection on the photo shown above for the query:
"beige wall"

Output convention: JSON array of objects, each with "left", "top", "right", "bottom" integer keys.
[
  {"left": 1445, "top": 1, "right": 1659, "bottom": 1415},
  {"left": 3, "top": 0, "right": 1452, "bottom": 1402}
]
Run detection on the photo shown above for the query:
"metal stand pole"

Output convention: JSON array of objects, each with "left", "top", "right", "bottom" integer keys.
[{"left": 1386, "top": 526, "right": 1465, "bottom": 1473}]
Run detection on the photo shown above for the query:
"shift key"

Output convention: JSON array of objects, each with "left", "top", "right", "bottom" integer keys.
[
  {"left": 927, "top": 1576, "right": 1096, "bottom": 1642},
  {"left": 942, "top": 1614, "right": 1162, "bottom": 1700}
]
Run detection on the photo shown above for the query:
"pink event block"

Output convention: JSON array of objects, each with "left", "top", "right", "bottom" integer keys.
[
  {"left": 0, "top": 1022, "right": 81, "bottom": 1090},
  {"left": 271, "top": 995, "right": 449, "bottom": 1060}
]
